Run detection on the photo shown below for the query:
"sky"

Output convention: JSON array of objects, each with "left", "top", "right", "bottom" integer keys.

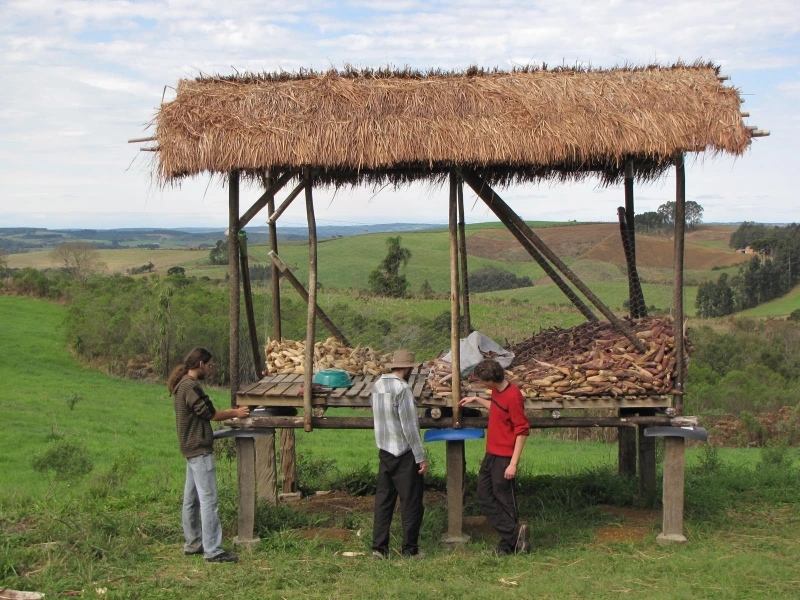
[{"left": 1, "top": 0, "right": 798, "bottom": 230}]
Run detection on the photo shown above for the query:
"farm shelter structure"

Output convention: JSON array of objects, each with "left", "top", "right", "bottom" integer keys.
[{"left": 133, "top": 62, "right": 767, "bottom": 547}]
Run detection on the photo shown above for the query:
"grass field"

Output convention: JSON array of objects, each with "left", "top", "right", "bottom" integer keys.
[
  {"left": 3, "top": 295, "right": 800, "bottom": 598},
  {"left": 739, "top": 284, "right": 800, "bottom": 318}
]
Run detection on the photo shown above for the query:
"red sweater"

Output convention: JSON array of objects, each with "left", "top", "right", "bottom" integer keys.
[{"left": 486, "top": 382, "right": 530, "bottom": 457}]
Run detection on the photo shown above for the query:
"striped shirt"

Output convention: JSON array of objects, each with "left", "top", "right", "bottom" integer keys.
[
  {"left": 371, "top": 373, "right": 426, "bottom": 464},
  {"left": 174, "top": 375, "right": 217, "bottom": 458}
]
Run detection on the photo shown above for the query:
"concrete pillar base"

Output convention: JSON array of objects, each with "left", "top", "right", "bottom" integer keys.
[{"left": 656, "top": 533, "right": 687, "bottom": 544}]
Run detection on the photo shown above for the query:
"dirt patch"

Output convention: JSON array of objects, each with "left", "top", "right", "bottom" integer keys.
[
  {"left": 585, "top": 234, "right": 750, "bottom": 271},
  {"left": 299, "top": 490, "right": 447, "bottom": 516},
  {"left": 594, "top": 505, "right": 661, "bottom": 544},
  {"left": 467, "top": 224, "right": 618, "bottom": 263}
]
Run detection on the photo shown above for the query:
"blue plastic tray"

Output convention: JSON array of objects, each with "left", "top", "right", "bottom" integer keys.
[{"left": 424, "top": 428, "right": 485, "bottom": 442}]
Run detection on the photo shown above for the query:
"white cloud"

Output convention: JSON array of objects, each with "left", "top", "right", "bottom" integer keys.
[{"left": 0, "top": 0, "right": 798, "bottom": 228}]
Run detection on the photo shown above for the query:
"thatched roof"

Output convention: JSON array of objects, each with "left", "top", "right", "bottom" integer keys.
[{"left": 152, "top": 62, "right": 753, "bottom": 187}]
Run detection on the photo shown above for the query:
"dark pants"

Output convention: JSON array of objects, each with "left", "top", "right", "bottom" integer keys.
[
  {"left": 477, "top": 453, "right": 520, "bottom": 553},
  {"left": 372, "top": 449, "right": 425, "bottom": 556}
]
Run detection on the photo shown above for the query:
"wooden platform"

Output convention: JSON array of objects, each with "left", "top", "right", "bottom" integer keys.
[{"left": 236, "top": 371, "right": 672, "bottom": 410}]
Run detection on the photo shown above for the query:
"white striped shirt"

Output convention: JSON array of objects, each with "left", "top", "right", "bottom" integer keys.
[{"left": 371, "top": 373, "right": 426, "bottom": 463}]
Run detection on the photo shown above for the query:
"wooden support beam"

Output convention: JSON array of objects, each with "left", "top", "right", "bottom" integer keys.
[
  {"left": 280, "top": 429, "right": 297, "bottom": 493},
  {"left": 673, "top": 154, "right": 686, "bottom": 415},
  {"left": 449, "top": 172, "right": 462, "bottom": 430},
  {"left": 127, "top": 136, "right": 157, "bottom": 143},
  {"left": 458, "top": 172, "right": 597, "bottom": 322},
  {"left": 740, "top": 112, "right": 750, "bottom": 118},
  {"left": 236, "top": 415, "right": 673, "bottom": 429},
  {"left": 638, "top": 420, "right": 657, "bottom": 501},
  {"left": 716, "top": 75, "right": 730, "bottom": 81},
  {"left": 456, "top": 178, "right": 471, "bottom": 336},
  {"left": 267, "top": 179, "right": 306, "bottom": 225},
  {"left": 460, "top": 168, "right": 645, "bottom": 351},
  {"left": 303, "top": 168, "right": 317, "bottom": 433},
  {"left": 238, "top": 232, "right": 263, "bottom": 378},
  {"left": 443, "top": 440, "right": 469, "bottom": 546},
  {"left": 266, "top": 172, "right": 282, "bottom": 341},
  {"left": 267, "top": 251, "right": 350, "bottom": 345},
  {"left": 255, "top": 434, "right": 277, "bottom": 504},
  {"left": 229, "top": 171, "right": 241, "bottom": 408},
  {"left": 234, "top": 437, "right": 259, "bottom": 546},
  {"left": 618, "top": 408, "right": 638, "bottom": 477},
  {"left": 620, "top": 160, "right": 647, "bottom": 318},
  {"left": 657, "top": 437, "right": 687, "bottom": 543},
  {"left": 238, "top": 170, "right": 297, "bottom": 230},
  {"left": 750, "top": 130, "right": 770, "bottom": 137}
]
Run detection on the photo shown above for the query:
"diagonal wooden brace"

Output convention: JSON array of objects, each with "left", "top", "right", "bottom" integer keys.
[
  {"left": 267, "top": 250, "right": 350, "bottom": 347},
  {"left": 459, "top": 167, "right": 647, "bottom": 353},
  {"left": 239, "top": 169, "right": 298, "bottom": 230}
]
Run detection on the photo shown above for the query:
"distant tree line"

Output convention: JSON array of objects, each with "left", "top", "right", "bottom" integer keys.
[
  {"left": 696, "top": 222, "right": 800, "bottom": 318},
  {"left": 634, "top": 201, "right": 704, "bottom": 232}
]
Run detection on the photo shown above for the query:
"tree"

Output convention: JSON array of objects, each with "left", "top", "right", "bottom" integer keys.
[
  {"left": 368, "top": 236, "right": 411, "bottom": 297},
  {"left": 634, "top": 211, "right": 666, "bottom": 232},
  {"left": 656, "top": 200, "right": 703, "bottom": 229},
  {"left": 695, "top": 273, "right": 735, "bottom": 318},
  {"left": 167, "top": 266, "right": 186, "bottom": 276},
  {"left": 209, "top": 239, "right": 229, "bottom": 265},
  {"left": 50, "top": 242, "right": 104, "bottom": 279},
  {"left": 0, "top": 246, "right": 7, "bottom": 270}
]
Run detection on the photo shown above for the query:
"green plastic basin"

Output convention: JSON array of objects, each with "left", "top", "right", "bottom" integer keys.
[{"left": 312, "top": 369, "right": 353, "bottom": 388}]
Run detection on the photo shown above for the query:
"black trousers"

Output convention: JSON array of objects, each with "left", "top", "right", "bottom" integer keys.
[
  {"left": 372, "top": 449, "right": 425, "bottom": 556},
  {"left": 477, "top": 453, "right": 520, "bottom": 553}
]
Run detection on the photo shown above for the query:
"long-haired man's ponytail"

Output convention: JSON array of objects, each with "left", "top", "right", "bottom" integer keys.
[{"left": 167, "top": 347, "right": 213, "bottom": 394}]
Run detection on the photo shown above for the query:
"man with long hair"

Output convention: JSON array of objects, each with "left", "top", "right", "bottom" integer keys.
[{"left": 168, "top": 347, "right": 249, "bottom": 563}]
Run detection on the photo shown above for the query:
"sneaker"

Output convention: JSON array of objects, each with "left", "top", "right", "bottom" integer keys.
[
  {"left": 402, "top": 551, "right": 426, "bottom": 560},
  {"left": 205, "top": 551, "right": 239, "bottom": 563},
  {"left": 372, "top": 550, "right": 388, "bottom": 560},
  {"left": 515, "top": 524, "right": 531, "bottom": 554},
  {"left": 184, "top": 547, "right": 204, "bottom": 556},
  {"left": 494, "top": 547, "right": 513, "bottom": 557}
]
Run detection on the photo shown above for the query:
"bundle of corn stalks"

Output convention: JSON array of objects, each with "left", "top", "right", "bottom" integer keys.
[
  {"left": 427, "top": 316, "right": 685, "bottom": 399},
  {"left": 264, "top": 338, "right": 393, "bottom": 376}
]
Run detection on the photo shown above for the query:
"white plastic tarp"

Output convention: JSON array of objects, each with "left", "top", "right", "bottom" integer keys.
[{"left": 440, "top": 331, "right": 515, "bottom": 376}]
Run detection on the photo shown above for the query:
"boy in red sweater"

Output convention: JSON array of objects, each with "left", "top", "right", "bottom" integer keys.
[{"left": 459, "top": 359, "right": 531, "bottom": 555}]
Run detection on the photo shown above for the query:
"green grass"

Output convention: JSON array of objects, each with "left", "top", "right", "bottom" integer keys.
[
  {"left": 739, "top": 284, "right": 800, "bottom": 318},
  {"left": 4, "top": 295, "right": 800, "bottom": 599}
]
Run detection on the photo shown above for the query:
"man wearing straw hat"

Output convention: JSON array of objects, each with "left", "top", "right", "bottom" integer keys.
[{"left": 370, "top": 349, "right": 429, "bottom": 559}]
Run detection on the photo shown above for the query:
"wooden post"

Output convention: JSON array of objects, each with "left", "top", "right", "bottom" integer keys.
[
  {"left": 230, "top": 170, "right": 257, "bottom": 546},
  {"left": 229, "top": 170, "right": 241, "bottom": 407},
  {"left": 638, "top": 418, "right": 657, "bottom": 502},
  {"left": 657, "top": 436, "right": 687, "bottom": 543},
  {"left": 443, "top": 440, "right": 469, "bottom": 546},
  {"left": 265, "top": 173, "right": 296, "bottom": 496},
  {"left": 449, "top": 172, "right": 462, "bottom": 429},
  {"left": 267, "top": 251, "right": 350, "bottom": 345},
  {"left": 460, "top": 168, "right": 645, "bottom": 352},
  {"left": 620, "top": 160, "right": 647, "bottom": 318},
  {"left": 303, "top": 168, "right": 317, "bottom": 433},
  {"left": 238, "top": 169, "right": 297, "bottom": 230},
  {"left": 618, "top": 408, "right": 637, "bottom": 477},
  {"left": 673, "top": 154, "right": 686, "bottom": 415},
  {"left": 280, "top": 429, "right": 297, "bottom": 493},
  {"left": 255, "top": 434, "right": 277, "bottom": 504},
  {"left": 234, "top": 437, "right": 259, "bottom": 546},
  {"left": 456, "top": 178, "right": 471, "bottom": 336},
  {"left": 238, "top": 232, "right": 263, "bottom": 377},
  {"left": 443, "top": 172, "right": 468, "bottom": 547}
]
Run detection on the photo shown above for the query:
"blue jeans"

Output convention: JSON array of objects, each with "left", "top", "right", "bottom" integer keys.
[{"left": 182, "top": 452, "right": 223, "bottom": 558}]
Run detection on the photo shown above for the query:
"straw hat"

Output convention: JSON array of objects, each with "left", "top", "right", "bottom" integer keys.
[{"left": 386, "top": 349, "right": 421, "bottom": 369}]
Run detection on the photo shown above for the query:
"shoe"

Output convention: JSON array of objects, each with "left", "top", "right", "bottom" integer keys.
[
  {"left": 515, "top": 524, "right": 531, "bottom": 554},
  {"left": 402, "top": 551, "right": 426, "bottom": 560},
  {"left": 494, "top": 547, "right": 513, "bottom": 557},
  {"left": 371, "top": 551, "right": 387, "bottom": 560},
  {"left": 184, "top": 547, "right": 203, "bottom": 556},
  {"left": 205, "top": 551, "right": 239, "bottom": 563}
]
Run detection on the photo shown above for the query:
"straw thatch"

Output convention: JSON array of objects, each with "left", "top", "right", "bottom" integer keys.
[{"left": 152, "top": 62, "right": 752, "bottom": 187}]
